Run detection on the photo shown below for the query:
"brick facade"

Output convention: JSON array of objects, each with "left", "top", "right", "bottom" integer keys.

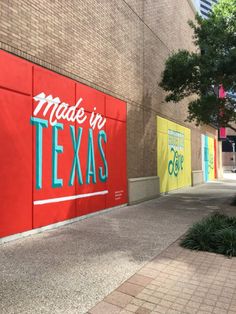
[
  {"left": 223, "top": 152, "right": 235, "bottom": 168},
  {"left": 222, "top": 125, "right": 236, "bottom": 169},
  {"left": 0, "top": 0, "right": 217, "bottom": 178}
]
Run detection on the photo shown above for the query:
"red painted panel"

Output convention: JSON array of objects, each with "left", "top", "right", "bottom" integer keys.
[
  {"left": 214, "top": 139, "right": 217, "bottom": 179},
  {"left": 106, "top": 119, "right": 127, "bottom": 208},
  {"left": 75, "top": 113, "right": 106, "bottom": 216},
  {"left": 76, "top": 83, "right": 105, "bottom": 115},
  {"left": 0, "top": 89, "right": 32, "bottom": 237},
  {"left": 0, "top": 50, "right": 32, "bottom": 95},
  {"left": 0, "top": 51, "right": 127, "bottom": 237},
  {"left": 32, "top": 67, "right": 76, "bottom": 228},
  {"left": 34, "top": 66, "right": 75, "bottom": 104},
  {"left": 106, "top": 95, "right": 126, "bottom": 122}
]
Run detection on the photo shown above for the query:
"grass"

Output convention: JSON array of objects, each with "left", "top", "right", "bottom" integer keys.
[{"left": 180, "top": 213, "right": 236, "bottom": 257}]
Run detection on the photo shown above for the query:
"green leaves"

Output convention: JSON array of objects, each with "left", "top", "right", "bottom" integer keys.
[
  {"left": 187, "top": 95, "right": 236, "bottom": 127},
  {"left": 159, "top": 0, "right": 236, "bottom": 129},
  {"left": 160, "top": 50, "right": 200, "bottom": 102},
  {"left": 213, "top": 0, "right": 236, "bottom": 20},
  {"left": 215, "top": 228, "right": 236, "bottom": 257},
  {"left": 181, "top": 213, "right": 236, "bottom": 257}
]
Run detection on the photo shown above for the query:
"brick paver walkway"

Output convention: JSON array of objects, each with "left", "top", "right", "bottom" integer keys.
[{"left": 88, "top": 241, "right": 236, "bottom": 314}]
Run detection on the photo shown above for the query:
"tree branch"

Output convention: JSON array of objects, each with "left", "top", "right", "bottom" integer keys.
[{"left": 226, "top": 124, "right": 236, "bottom": 132}]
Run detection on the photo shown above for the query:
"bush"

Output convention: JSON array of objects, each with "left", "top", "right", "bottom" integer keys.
[
  {"left": 214, "top": 228, "right": 236, "bottom": 257},
  {"left": 181, "top": 213, "right": 236, "bottom": 257}
]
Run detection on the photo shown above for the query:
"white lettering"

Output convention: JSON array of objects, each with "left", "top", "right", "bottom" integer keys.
[
  {"left": 55, "top": 102, "right": 68, "bottom": 121},
  {"left": 33, "top": 92, "right": 107, "bottom": 128},
  {"left": 89, "top": 107, "right": 106, "bottom": 130}
]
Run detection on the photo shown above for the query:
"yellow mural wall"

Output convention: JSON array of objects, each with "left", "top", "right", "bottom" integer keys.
[
  {"left": 208, "top": 136, "right": 215, "bottom": 180},
  {"left": 157, "top": 116, "right": 192, "bottom": 193}
]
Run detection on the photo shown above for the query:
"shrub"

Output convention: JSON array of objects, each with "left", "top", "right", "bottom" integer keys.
[
  {"left": 180, "top": 213, "right": 236, "bottom": 257},
  {"left": 214, "top": 228, "right": 236, "bottom": 257}
]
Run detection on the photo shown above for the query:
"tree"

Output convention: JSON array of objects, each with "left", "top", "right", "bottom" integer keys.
[{"left": 159, "top": 0, "right": 236, "bottom": 131}]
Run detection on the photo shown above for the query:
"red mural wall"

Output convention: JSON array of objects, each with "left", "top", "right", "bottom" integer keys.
[
  {"left": 0, "top": 50, "right": 127, "bottom": 238},
  {"left": 214, "top": 139, "right": 217, "bottom": 179}
]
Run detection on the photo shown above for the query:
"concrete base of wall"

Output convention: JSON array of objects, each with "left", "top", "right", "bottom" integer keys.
[
  {"left": 128, "top": 176, "right": 160, "bottom": 205},
  {"left": 217, "top": 167, "right": 224, "bottom": 178},
  {"left": 0, "top": 204, "right": 127, "bottom": 244},
  {"left": 192, "top": 170, "right": 204, "bottom": 186}
]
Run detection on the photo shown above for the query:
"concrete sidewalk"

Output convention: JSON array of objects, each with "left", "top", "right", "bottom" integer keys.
[{"left": 1, "top": 178, "right": 236, "bottom": 314}]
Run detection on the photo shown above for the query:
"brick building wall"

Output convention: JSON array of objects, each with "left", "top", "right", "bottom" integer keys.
[
  {"left": 0, "top": 0, "right": 216, "bottom": 178},
  {"left": 223, "top": 152, "right": 235, "bottom": 168}
]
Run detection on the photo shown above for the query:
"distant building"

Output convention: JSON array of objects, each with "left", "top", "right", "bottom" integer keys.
[{"left": 195, "top": 0, "right": 218, "bottom": 18}]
